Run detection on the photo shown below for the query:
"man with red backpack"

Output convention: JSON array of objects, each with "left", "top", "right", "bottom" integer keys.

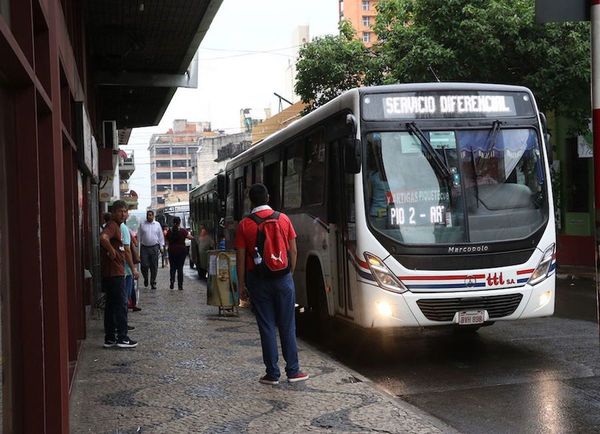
[{"left": 235, "top": 183, "right": 309, "bottom": 385}]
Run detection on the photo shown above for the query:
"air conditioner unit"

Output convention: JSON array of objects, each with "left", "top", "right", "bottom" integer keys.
[{"left": 102, "top": 120, "right": 118, "bottom": 149}]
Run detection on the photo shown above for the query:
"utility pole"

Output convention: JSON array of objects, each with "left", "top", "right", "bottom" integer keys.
[{"left": 592, "top": 0, "right": 600, "bottom": 340}]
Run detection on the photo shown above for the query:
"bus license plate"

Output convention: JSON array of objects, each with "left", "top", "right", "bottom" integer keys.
[{"left": 457, "top": 310, "right": 485, "bottom": 325}]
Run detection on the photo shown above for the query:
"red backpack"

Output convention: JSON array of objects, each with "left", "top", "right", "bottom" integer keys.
[{"left": 248, "top": 211, "right": 290, "bottom": 278}]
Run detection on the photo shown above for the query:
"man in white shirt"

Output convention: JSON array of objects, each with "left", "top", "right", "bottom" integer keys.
[{"left": 137, "top": 210, "right": 165, "bottom": 289}]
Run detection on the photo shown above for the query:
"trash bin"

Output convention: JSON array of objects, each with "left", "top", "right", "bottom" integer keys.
[{"left": 206, "top": 250, "right": 239, "bottom": 316}]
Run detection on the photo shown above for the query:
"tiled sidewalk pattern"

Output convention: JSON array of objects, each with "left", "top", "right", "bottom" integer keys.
[{"left": 70, "top": 266, "right": 452, "bottom": 433}]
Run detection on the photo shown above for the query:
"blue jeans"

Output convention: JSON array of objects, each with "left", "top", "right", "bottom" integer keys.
[
  {"left": 247, "top": 271, "right": 300, "bottom": 379},
  {"left": 125, "top": 274, "right": 135, "bottom": 305},
  {"left": 102, "top": 276, "right": 128, "bottom": 341}
]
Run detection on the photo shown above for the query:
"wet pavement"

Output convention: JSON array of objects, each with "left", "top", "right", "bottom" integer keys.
[
  {"left": 301, "top": 274, "right": 600, "bottom": 434},
  {"left": 69, "top": 264, "right": 453, "bottom": 433}
]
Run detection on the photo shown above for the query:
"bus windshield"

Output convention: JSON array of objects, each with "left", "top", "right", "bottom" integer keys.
[{"left": 365, "top": 127, "right": 547, "bottom": 245}]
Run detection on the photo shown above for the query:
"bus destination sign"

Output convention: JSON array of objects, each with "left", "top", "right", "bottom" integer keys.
[{"left": 363, "top": 91, "right": 534, "bottom": 120}]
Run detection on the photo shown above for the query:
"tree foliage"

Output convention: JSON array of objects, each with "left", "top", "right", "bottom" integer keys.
[
  {"left": 295, "top": 0, "right": 590, "bottom": 131},
  {"left": 294, "top": 21, "right": 382, "bottom": 113},
  {"left": 375, "top": 0, "right": 590, "bottom": 131}
]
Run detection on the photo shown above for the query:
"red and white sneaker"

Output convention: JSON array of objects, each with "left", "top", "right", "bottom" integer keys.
[
  {"left": 287, "top": 372, "right": 309, "bottom": 383},
  {"left": 259, "top": 375, "right": 279, "bottom": 385}
]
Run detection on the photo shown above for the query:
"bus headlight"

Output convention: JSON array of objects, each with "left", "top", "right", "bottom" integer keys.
[
  {"left": 376, "top": 301, "right": 393, "bottom": 317},
  {"left": 528, "top": 244, "right": 555, "bottom": 286},
  {"left": 364, "top": 252, "right": 408, "bottom": 294}
]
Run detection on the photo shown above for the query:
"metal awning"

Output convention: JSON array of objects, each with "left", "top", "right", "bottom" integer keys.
[{"left": 86, "top": 0, "right": 223, "bottom": 129}]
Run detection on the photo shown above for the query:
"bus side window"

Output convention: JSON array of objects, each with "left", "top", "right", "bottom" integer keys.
[
  {"left": 264, "top": 162, "right": 281, "bottom": 210},
  {"left": 302, "top": 131, "right": 326, "bottom": 206},
  {"left": 234, "top": 176, "right": 244, "bottom": 221},
  {"left": 253, "top": 160, "right": 264, "bottom": 184},
  {"left": 283, "top": 141, "right": 303, "bottom": 209},
  {"left": 226, "top": 172, "right": 234, "bottom": 219}
]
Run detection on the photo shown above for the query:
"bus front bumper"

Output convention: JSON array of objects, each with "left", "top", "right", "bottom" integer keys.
[{"left": 359, "top": 277, "right": 555, "bottom": 328}]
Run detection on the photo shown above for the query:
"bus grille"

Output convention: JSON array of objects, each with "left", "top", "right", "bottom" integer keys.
[{"left": 416, "top": 294, "right": 523, "bottom": 322}]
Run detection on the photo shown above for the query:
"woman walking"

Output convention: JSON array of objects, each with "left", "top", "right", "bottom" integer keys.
[{"left": 166, "top": 217, "right": 194, "bottom": 290}]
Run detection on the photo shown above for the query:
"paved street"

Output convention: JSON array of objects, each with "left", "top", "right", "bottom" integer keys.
[
  {"left": 302, "top": 274, "right": 600, "bottom": 434},
  {"left": 69, "top": 265, "right": 453, "bottom": 433}
]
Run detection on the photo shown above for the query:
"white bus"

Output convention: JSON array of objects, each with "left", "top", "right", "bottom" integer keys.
[{"left": 224, "top": 83, "right": 556, "bottom": 329}]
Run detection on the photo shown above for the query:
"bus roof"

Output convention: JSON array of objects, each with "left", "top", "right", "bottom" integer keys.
[{"left": 225, "top": 82, "right": 535, "bottom": 171}]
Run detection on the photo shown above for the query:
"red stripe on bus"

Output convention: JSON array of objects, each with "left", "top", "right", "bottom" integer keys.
[
  {"left": 517, "top": 269, "right": 535, "bottom": 275},
  {"left": 398, "top": 274, "right": 486, "bottom": 281}
]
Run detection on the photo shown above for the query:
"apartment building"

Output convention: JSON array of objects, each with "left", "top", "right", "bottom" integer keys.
[
  {"left": 149, "top": 119, "right": 213, "bottom": 209},
  {"left": 339, "top": 0, "right": 378, "bottom": 47}
]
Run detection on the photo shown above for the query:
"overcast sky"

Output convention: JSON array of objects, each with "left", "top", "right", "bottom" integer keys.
[{"left": 123, "top": 0, "right": 339, "bottom": 209}]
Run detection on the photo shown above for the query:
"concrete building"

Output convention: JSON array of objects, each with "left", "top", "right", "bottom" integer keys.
[
  {"left": 283, "top": 25, "right": 310, "bottom": 104},
  {"left": 149, "top": 120, "right": 214, "bottom": 209},
  {"left": 339, "top": 0, "right": 378, "bottom": 47},
  {"left": 191, "top": 131, "right": 251, "bottom": 187}
]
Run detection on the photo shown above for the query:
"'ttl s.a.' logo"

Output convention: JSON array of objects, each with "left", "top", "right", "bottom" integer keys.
[{"left": 486, "top": 272, "right": 515, "bottom": 286}]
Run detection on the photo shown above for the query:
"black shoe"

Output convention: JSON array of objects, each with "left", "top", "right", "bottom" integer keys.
[
  {"left": 131, "top": 306, "right": 142, "bottom": 312},
  {"left": 117, "top": 337, "right": 138, "bottom": 348},
  {"left": 103, "top": 339, "right": 117, "bottom": 348},
  {"left": 127, "top": 325, "right": 135, "bottom": 330},
  {"left": 169, "top": 282, "right": 174, "bottom": 290},
  {"left": 178, "top": 286, "right": 183, "bottom": 291},
  {"left": 151, "top": 285, "right": 157, "bottom": 290},
  {"left": 144, "top": 278, "right": 148, "bottom": 287}
]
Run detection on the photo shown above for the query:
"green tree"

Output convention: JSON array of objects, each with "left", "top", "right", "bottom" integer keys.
[
  {"left": 374, "top": 0, "right": 590, "bottom": 132},
  {"left": 294, "top": 20, "right": 382, "bottom": 113}
]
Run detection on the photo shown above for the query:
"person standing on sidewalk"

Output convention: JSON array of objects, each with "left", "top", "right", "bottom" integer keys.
[
  {"left": 99, "top": 200, "right": 138, "bottom": 348},
  {"left": 235, "top": 183, "right": 309, "bottom": 385},
  {"left": 120, "top": 210, "right": 140, "bottom": 323},
  {"left": 166, "top": 216, "right": 194, "bottom": 290},
  {"left": 137, "top": 210, "right": 164, "bottom": 289}
]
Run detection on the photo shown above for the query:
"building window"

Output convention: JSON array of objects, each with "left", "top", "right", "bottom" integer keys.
[
  {"left": 157, "top": 184, "right": 170, "bottom": 192},
  {"left": 155, "top": 147, "right": 170, "bottom": 155},
  {"left": 173, "top": 184, "right": 188, "bottom": 192},
  {"left": 156, "top": 172, "right": 171, "bottom": 180},
  {"left": 172, "top": 148, "right": 187, "bottom": 155},
  {"left": 362, "top": 1, "right": 369, "bottom": 11},
  {"left": 156, "top": 160, "right": 171, "bottom": 167},
  {"left": 362, "top": 16, "right": 370, "bottom": 27},
  {"left": 172, "top": 160, "right": 187, "bottom": 168},
  {"left": 173, "top": 172, "right": 187, "bottom": 179},
  {"left": 362, "top": 32, "right": 371, "bottom": 43},
  {"left": 188, "top": 147, "right": 198, "bottom": 154},
  {"left": 157, "top": 197, "right": 165, "bottom": 204}
]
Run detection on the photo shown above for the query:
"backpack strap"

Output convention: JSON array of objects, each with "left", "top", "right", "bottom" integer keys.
[{"left": 248, "top": 211, "right": 279, "bottom": 225}]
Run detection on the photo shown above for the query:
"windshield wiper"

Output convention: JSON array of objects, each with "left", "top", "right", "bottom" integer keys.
[
  {"left": 475, "top": 120, "right": 502, "bottom": 173},
  {"left": 470, "top": 146, "right": 480, "bottom": 208},
  {"left": 405, "top": 122, "right": 452, "bottom": 180}
]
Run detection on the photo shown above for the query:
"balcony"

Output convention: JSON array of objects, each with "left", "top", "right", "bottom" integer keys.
[
  {"left": 120, "top": 190, "right": 139, "bottom": 210},
  {"left": 118, "top": 149, "right": 136, "bottom": 180}
]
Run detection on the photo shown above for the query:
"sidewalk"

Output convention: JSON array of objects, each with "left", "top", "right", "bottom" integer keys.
[{"left": 70, "top": 266, "right": 454, "bottom": 433}]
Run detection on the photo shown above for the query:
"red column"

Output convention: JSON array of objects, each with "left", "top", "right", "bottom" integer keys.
[{"left": 38, "top": 0, "right": 71, "bottom": 431}]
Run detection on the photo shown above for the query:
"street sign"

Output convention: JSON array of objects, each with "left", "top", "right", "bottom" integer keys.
[{"left": 535, "top": 0, "right": 589, "bottom": 23}]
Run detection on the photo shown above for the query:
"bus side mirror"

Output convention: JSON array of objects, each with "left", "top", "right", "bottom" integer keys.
[
  {"left": 539, "top": 112, "right": 553, "bottom": 164},
  {"left": 344, "top": 113, "right": 362, "bottom": 174}
]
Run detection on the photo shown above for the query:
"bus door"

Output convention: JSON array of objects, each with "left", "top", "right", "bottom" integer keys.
[{"left": 329, "top": 140, "right": 355, "bottom": 318}]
